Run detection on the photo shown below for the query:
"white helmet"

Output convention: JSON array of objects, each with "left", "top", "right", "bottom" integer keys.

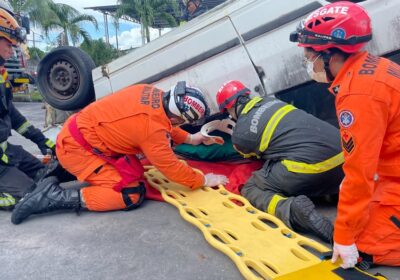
[{"left": 167, "top": 81, "right": 210, "bottom": 125}]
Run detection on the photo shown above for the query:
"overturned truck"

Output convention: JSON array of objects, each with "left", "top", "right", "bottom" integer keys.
[{"left": 37, "top": 0, "right": 400, "bottom": 126}]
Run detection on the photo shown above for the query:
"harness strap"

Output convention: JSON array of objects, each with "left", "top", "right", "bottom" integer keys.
[
  {"left": 68, "top": 114, "right": 145, "bottom": 195},
  {"left": 122, "top": 182, "right": 146, "bottom": 211}
]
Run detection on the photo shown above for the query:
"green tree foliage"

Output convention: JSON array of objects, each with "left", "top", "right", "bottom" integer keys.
[
  {"left": 8, "top": 0, "right": 54, "bottom": 28},
  {"left": 80, "top": 39, "right": 120, "bottom": 67},
  {"left": 117, "top": 0, "right": 179, "bottom": 44},
  {"left": 27, "top": 46, "right": 45, "bottom": 60},
  {"left": 43, "top": 2, "right": 98, "bottom": 46}
]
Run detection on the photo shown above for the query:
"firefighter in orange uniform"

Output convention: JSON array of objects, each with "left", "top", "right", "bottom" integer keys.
[
  {"left": 12, "top": 82, "right": 228, "bottom": 224},
  {"left": 290, "top": 1, "right": 400, "bottom": 269}
]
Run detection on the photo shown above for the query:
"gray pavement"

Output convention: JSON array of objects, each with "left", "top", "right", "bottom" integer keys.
[{"left": 1, "top": 102, "right": 399, "bottom": 280}]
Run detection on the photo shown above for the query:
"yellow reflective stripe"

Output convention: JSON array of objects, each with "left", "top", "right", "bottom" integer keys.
[
  {"left": 241, "top": 96, "right": 263, "bottom": 115},
  {"left": 237, "top": 150, "right": 260, "bottom": 159},
  {"left": 14, "top": 78, "right": 30, "bottom": 83},
  {"left": 16, "top": 121, "right": 32, "bottom": 134},
  {"left": 0, "top": 141, "right": 7, "bottom": 151},
  {"left": 281, "top": 152, "right": 344, "bottom": 174},
  {"left": 259, "top": 105, "right": 296, "bottom": 152},
  {"left": 0, "top": 193, "right": 16, "bottom": 207},
  {"left": 45, "top": 139, "right": 55, "bottom": 148},
  {"left": 267, "top": 194, "right": 287, "bottom": 215},
  {"left": 1, "top": 70, "right": 7, "bottom": 81},
  {"left": 1, "top": 154, "right": 8, "bottom": 163},
  {"left": 0, "top": 141, "right": 8, "bottom": 163}
]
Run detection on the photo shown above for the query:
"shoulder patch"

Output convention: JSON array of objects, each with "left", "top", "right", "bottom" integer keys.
[
  {"left": 341, "top": 130, "right": 355, "bottom": 154},
  {"left": 339, "top": 110, "right": 354, "bottom": 128}
]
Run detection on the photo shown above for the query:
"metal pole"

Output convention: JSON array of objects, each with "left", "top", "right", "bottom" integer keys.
[
  {"left": 104, "top": 13, "right": 109, "bottom": 44},
  {"left": 115, "top": 23, "right": 119, "bottom": 50}
]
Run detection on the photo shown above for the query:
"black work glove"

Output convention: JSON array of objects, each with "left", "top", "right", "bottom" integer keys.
[{"left": 38, "top": 138, "right": 56, "bottom": 155}]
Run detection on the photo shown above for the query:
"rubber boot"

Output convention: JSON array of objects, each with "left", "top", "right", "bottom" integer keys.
[
  {"left": 11, "top": 176, "right": 80, "bottom": 225},
  {"left": 289, "top": 195, "right": 333, "bottom": 243}
]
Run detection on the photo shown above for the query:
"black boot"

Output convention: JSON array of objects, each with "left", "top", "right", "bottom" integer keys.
[
  {"left": 34, "top": 159, "right": 76, "bottom": 183},
  {"left": 11, "top": 176, "right": 81, "bottom": 225},
  {"left": 289, "top": 195, "right": 333, "bottom": 243}
]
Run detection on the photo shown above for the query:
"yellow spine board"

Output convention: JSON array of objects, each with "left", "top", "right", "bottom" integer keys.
[{"left": 144, "top": 167, "right": 385, "bottom": 280}]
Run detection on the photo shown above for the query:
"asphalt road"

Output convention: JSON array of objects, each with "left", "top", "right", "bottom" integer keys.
[{"left": 1, "top": 102, "right": 399, "bottom": 280}]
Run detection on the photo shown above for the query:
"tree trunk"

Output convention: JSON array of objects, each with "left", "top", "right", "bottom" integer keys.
[
  {"left": 140, "top": 17, "right": 146, "bottom": 46},
  {"left": 145, "top": 26, "right": 150, "bottom": 43},
  {"left": 64, "top": 29, "right": 69, "bottom": 46}
]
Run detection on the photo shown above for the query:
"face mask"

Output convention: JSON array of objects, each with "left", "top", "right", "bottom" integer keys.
[{"left": 306, "top": 55, "right": 329, "bottom": 83}]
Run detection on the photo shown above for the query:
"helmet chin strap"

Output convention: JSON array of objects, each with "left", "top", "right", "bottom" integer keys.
[
  {"left": 162, "top": 90, "right": 176, "bottom": 119},
  {"left": 321, "top": 52, "right": 335, "bottom": 82}
]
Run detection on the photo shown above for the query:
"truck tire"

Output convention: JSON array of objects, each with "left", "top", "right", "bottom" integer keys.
[{"left": 37, "top": 46, "right": 96, "bottom": 110}]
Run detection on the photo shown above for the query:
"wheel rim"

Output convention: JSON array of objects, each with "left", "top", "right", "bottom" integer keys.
[{"left": 47, "top": 59, "right": 80, "bottom": 100}]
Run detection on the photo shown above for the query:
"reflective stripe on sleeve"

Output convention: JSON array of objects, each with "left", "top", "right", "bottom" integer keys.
[
  {"left": 16, "top": 121, "right": 32, "bottom": 134},
  {"left": 0, "top": 141, "right": 8, "bottom": 164},
  {"left": 281, "top": 152, "right": 344, "bottom": 174},
  {"left": 259, "top": 105, "right": 296, "bottom": 152},
  {"left": 267, "top": 194, "right": 288, "bottom": 215}
]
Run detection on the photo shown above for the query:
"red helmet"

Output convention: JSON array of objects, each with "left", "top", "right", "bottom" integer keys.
[
  {"left": 216, "top": 80, "right": 250, "bottom": 112},
  {"left": 290, "top": 1, "right": 372, "bottom": 53}
]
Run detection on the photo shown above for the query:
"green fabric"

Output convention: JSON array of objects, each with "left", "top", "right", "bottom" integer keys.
[{"left": 174, "top": 132, "right": 241, "bottom": 161}]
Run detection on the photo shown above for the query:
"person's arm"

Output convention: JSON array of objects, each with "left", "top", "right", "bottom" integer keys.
[
  {"left": 9, "top": 102, "right": 55, "bottom": 155},
  {"left": 170, "top": 126, "right": 189, "bottom": 144},
  {"left": 171, "top": 127, "right": 208, "bottom": 146},
  {"left": 141, "top": 129, "right": 205, "bottom": 189},
  {"left": 334, "top": 93, "right": 388, "bottom": 245}
]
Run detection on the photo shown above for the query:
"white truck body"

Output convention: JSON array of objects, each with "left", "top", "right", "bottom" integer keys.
[{"left": 91, "top": 0, "right": 400, "bottom": 114}]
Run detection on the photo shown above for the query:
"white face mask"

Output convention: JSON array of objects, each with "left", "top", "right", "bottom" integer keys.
[{"left": 306, "top": 55, "right": 329, "bottom": 83}]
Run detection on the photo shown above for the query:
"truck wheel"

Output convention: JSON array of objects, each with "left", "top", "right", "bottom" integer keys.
[{"left": 37, "top": 46, "right": 96, "bottom": 110}]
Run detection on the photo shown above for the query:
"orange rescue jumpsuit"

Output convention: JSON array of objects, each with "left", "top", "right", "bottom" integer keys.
[
  {"left": 56, "top": 84, "right": 204, "bottom": 211},
  {"left": 329, "top": 51, "right": 400, "bottom": 266}
]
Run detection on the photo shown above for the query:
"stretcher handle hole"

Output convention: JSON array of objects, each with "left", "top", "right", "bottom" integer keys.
[
  {"left": 222, "top": 201, "right": 234, "bottom": 209},
  {"left": 185, "top": 208, "right": 201, "bottom": 219},
  {"left": 298, "top": 242, "right": 327, "bottom": 258},
  {"left": 178, "top": 200, "right": 187, "bottom": 206},
  {"left": 251, "top": 221, "right": 267, "bottom": 231},
  {"left": 258, "top": 217, "right": 278, "bottom": 229},
  {"left": 197, "top": 208, "right": 208, "bottom": 216},
  {"left": 246, "top": 207, "right": 257, "bottom": 214},
  {"left": 219, "top": 190, "right": 228, "bottom": 195},
  {"left": 281, "top": 228, "right": 296, "bottom": 239},
  {"left": 199, "top": 219, "right": 212, "bottom": 228},
  {"left": 210, "top": 230, "right": 230, "bottom": 245},
  {"left": 260, "top": 260, "right": 279, "bottom": 275},
  {"left": 165, "top": 190, "right": 181, "bottom": 200},
  {"left": 224, "top": 229, "right": 238, "bottom": 241},
  {"left": 245, "top": 261, "right": 271, "bottom": 279},
  {"left": 290, "top": 248, "right": 310, "bottom": 262},
  {"left": 152, "top": 178, "right": 162, "bottom": 185},
  {"left": 178, "top": 191, "right": 187, "bottom": 197},
  {"left": 229, "top": 246, "right": 244, "bottom": 257},
  {"left": 229, "top": 197, "right": 245, "bottom": 206}
]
